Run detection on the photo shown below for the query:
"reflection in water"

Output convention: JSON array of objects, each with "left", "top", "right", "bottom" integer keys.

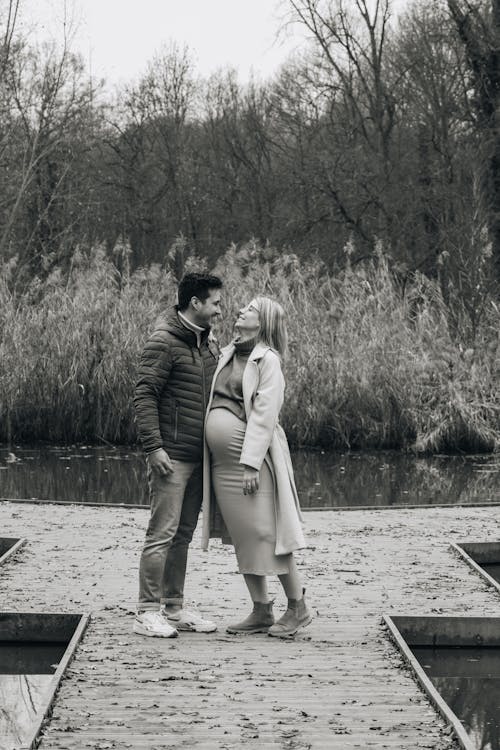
[
  {"left": 0, "top": 642, "right": 66, "bottom": 750},
  {"left": 414, "top": 647, "right": 500, "bottom": 750},
  {"left": 0, "top": 445, "right": 498, "bottom": 509},
  {"left": 293, "top": 451, "right": 499, "bottom": 509}
]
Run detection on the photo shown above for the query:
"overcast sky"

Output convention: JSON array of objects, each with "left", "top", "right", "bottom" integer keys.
[{"left": 18, "top": 0, "right": 411, "bottom": 88}]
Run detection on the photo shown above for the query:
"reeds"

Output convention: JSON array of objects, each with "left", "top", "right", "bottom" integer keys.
[{"left": 1, "top": 244, "right": 498, "bottom": 452}]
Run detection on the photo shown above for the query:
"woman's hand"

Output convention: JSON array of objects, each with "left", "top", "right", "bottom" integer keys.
[{"left": 243, "top": 466, "right": 259, "bottom": 495}]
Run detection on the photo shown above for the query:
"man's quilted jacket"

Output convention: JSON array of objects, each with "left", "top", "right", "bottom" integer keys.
[{"left": 134, "top": 307, "right": 219, "bottom": 460}]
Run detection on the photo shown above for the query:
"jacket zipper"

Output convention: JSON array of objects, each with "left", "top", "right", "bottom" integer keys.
[
  {"left": 174, "top": 402, "right": 179, "bottom": 442},
  {"left": 200, "top": 346, "right": 206, "bottom": 417}
]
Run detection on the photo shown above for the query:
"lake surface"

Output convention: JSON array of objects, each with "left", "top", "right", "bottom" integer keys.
[
  {"left": 414, "top": 646, "right": 500, "bottom": 750},
  {"left": 0, "top": 446, "right": 499, "bottom": 509}
]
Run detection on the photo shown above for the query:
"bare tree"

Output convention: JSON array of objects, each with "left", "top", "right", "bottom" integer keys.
[
  {"left": 0, "top": 0, "right": 98, "bottom": 279},
  {"left": 0, "top": 0, "right": 20, "bottom": 77},
  {"left": 285, "top": 0, "right": 399, "bottom": 255},
  {"left": 287, "top": 1, "right": 396, "bottom": 162},
  {"left": 0, "top": 43, "right": 95, "bottom": 273},
  {"left": 448, "top": 0, "right": 500, "bottom": 287},
  {"left": 394, "top": 3, "right": 479, "bottom": 280},
  {"left": 203, "top": 73, "right": 276, "bottom": 243},
  {"left": 105, "top": 44, "right": 201, "bottom": 265}
]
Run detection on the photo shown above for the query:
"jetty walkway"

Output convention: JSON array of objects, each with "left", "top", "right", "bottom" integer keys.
[{"left": 2, "top": 501, "right": 500, "bottom": 749}]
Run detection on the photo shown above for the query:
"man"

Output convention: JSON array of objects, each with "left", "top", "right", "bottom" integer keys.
[{"left": 133, "top": 272, "right": 223, "bottom": 637}]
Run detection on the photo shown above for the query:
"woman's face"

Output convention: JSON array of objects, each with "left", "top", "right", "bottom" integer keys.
[{"left": 234, "top": 299, "right": 260, "bottom": 336}]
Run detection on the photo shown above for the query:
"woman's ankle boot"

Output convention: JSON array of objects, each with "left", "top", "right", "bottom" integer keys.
[
  {"left": 226, "top": 601, "right": 275, "bottom": 634},
  {"left": 268, "top": 588, "right": 313, "bottom": 638}
]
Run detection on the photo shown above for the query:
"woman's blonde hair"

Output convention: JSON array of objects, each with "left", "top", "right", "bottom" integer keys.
[{"left": 254, "top": 296, "right": 288, "bottom": 357}]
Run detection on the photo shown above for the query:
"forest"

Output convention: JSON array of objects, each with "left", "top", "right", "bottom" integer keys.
[{"left": 0, "top": 0, "right": 498, "bottom": 451}]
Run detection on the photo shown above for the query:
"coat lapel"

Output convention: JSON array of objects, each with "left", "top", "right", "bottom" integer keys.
[{"left": 242, "top": 343, "right": 271, "bottom": 419}]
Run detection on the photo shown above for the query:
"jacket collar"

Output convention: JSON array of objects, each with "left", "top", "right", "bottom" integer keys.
[
  {"left": 218, "top": 340, "right": 272, "bottom": 363},
  {"left": 156, "top": 307, "right": 211, "bottom": 346},
  {"left": 248, "top": 342, "right": 272, "bottom": 362}
]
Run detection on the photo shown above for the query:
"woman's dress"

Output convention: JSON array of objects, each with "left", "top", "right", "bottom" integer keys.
[{"left": 205, "top": 340, "right": 291, "bottom": 575}]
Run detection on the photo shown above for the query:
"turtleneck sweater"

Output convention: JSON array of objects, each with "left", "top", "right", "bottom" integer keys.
[
  {"left": 210, "top": 337, "right": 257, "bottom": 422},
  {"left": 177, "top": 309, "right": 206, "bottom": 348}
]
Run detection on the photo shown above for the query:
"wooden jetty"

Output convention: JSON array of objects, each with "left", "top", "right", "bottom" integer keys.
[{"left": 2, "top": 501, "right": 500, "bottom": 749}]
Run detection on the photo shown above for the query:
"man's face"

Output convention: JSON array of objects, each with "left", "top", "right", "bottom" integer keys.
[{"left": 193, "top": 288, "right": 222, "bottom": 328}]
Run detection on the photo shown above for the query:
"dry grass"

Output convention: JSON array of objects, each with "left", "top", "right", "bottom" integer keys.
[{"left": 0, "top": 243, "right": 498, "bottom": 452}]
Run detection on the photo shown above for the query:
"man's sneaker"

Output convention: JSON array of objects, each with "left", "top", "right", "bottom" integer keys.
[
  {"left": 164, "top": 608, "right": 217, "bottom": 633},
  {"left": 133, "top": 611, "right": 178, "bottom": 638}
]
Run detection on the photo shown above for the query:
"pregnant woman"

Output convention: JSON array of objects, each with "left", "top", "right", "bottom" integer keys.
[{"left": 202, "top": 296, "right": 312, "bottom": 638}]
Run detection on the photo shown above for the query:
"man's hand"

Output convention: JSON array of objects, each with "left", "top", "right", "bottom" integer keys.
[
  {"left": 243, "top": 466, "right": 259, "bottom": 495},
  {"left": 148, "top": 448, "right": 174, "bottom": 477}
]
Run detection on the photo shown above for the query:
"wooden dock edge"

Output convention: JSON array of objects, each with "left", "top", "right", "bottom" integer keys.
[
  {"left": 382, "top": 614, "right": 474, "bottom": 750},
  {"left": 24, "top": 612, "right": 91, "bottom": 750},
  {"left": 0, "top": 537, "right": 27, "bottom": 566},
  {"left": 450, "top": 542, "right": 500, "bottom": 596}
]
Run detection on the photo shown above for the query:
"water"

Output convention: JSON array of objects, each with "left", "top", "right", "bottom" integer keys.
[
  {"left": 481, "top": 564, "right": 500, "bottom": 585},
  {"left": 0, "top": 642, "right": 66, "bottom": 674},
  {"left": 0, "top": 642, "right": 66, "bottom": 750},
  {"left": 414, "top": 646, "right": 500, "bottom": 750},
  {"left": 0, "top": 539, "right": 17, "bottom": 558},
  {"left": 0, "top": 445, "right": 498, "bottom": 509}
]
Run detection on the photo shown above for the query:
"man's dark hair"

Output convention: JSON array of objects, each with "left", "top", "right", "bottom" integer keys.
[{"left": 177, "top": 272, "right": 223, "bottom": 311}]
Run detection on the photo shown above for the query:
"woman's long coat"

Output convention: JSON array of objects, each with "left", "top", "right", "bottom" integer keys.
[{"left": 201, "top": 341, "right": 306, "bottom": 555}]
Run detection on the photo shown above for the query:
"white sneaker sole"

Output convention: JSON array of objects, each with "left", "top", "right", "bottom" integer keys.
[
  {"left": 133, "top": 622, "right": 178, "bottom": 638},
  {"left": 169, "top": 621, "right": 217, "bottom": 633}
]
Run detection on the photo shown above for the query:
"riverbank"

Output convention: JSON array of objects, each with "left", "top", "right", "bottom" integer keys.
[
  {"left": 2, "top": 501, "right": 500, "bottom": 748},
  {"left": 1, "top": 249, "right": 498, "bottom": 452}
]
